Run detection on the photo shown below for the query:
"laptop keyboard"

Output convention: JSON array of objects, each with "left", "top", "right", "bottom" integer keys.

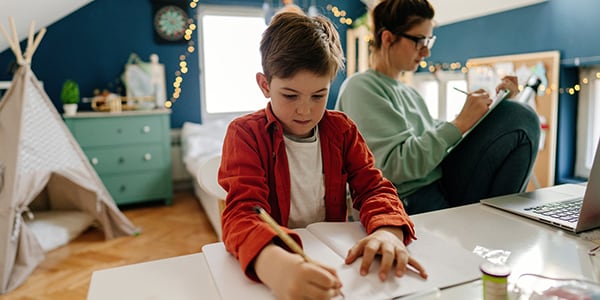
[{"left": 524, "top": 199, "right": 582, "bottom": 223}]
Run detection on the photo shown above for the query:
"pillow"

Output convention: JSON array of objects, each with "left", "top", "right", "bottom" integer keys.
[
  {"left": 181, "top": 121, "right": 228, "bottom": 164},
  {"left": 25, "top": 210, "right": 95, "bottom": 252}
]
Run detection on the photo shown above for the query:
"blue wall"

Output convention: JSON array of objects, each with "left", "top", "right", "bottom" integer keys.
[
  {"left": 1, "top": 0, "right": 595, "bottom": 182},
  {"left": 0, "top": 0, "right": 364, "bottom": 128},
  {"left": 428, "top": 0, "right": 600, "bottom": 183}
]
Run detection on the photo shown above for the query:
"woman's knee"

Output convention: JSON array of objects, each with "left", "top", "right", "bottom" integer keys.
[{"left": 496, "top": 101, "right": 541, "bottom": 140}]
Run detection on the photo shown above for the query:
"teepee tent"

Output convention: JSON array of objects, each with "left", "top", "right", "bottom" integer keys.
[{"left": 0, "top": 19, "right": 139, "bottom": 293}]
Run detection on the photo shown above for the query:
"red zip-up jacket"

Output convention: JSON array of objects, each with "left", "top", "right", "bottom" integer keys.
[{"left": 218, "top": 103, "right": 415, "bottom": 281}]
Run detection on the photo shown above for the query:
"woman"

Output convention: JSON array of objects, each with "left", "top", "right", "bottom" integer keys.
[{"left": 336, "top": 0, "right": 540, "bottom": 214}]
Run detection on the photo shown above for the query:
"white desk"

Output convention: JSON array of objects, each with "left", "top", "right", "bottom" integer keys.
[
  {"left": 87, "top": 253, "right": 220, "bottom": 300},
  {"left": 87, "top": 204, "right": 598, "bottom": 299}
]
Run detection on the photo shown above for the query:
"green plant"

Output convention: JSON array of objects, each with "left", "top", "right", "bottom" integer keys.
[{"left": 60, "top": 79, "right": 80, "bottom": 104}]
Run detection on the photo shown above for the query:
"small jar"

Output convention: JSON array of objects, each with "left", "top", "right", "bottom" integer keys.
[{"left": 480, "top": 261, "right": 511, "bottom": 300}]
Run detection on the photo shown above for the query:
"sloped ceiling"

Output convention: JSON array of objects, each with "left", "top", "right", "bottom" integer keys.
[{"left": 0, "top": 0, "right": 92, "bottom": 54}]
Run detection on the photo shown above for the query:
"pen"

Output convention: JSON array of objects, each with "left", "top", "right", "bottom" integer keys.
[{"left": 453, "top": 87, "right": 468, "bottom": 95}]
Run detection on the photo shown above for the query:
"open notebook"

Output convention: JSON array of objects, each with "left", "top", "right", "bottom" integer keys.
[
  {"left": 202, "top": 222, "right": 483, "bottom": 300},
  {"left": 448, "top": 89, "right": 510, "bottom": 153}
]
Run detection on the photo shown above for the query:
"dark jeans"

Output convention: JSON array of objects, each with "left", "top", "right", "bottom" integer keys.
[{"left": 404, "top": 100, "right": 541, "bottom": 215}]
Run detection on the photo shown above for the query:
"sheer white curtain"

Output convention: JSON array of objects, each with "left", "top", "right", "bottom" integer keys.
[
  {"left": 575, "top": 66, "right": 600, "bottom": 178},
  {"left": 412, "top": 71, "right": 467, "bottom": 121}
]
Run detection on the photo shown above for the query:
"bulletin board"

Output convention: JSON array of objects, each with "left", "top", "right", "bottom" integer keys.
[{"left": 466, "top": 50, "right": 560, "bottom": 189}]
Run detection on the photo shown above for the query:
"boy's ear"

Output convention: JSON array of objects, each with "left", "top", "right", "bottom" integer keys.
[{"left": 256, "top": 72, "right": 270, "bottom": 98}]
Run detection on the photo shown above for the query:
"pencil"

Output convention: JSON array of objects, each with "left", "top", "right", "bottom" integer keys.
[
  {"left": 253, "top": 206, "right": 315, "bottom": 264},
  {"left": 254, "top": 206, "right": 345, "bottom": 298}
]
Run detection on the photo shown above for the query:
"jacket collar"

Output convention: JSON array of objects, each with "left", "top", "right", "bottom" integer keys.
[{"left": 264, "top": 102, "right": 280, "bottom": 132}]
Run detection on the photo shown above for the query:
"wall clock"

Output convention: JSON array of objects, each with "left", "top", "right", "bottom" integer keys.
[{"left": 153, "top": 4, "right": 188, "bottom": 43}]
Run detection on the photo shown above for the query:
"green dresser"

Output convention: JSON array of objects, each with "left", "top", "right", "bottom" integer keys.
[{"left": 64, "top": 110, "right": 173, "bottom": 205}]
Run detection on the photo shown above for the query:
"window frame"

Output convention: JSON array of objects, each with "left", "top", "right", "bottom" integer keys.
[
  {"left": 575, "top": 66, "right": 600, "bottom": 178},
  {"left": 411, "top": 70, "right": 467, "bottom": 121},
  {"left": 197, "top": 5, "right": 267, "bottom": 123}
]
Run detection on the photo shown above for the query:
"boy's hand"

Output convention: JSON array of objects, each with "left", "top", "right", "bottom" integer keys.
[
  {"left": 255, "top": 244, "right": 343, "bottom": 300},
  {"left": 344, "top": 226, "right": 428, "bottom": 281}
]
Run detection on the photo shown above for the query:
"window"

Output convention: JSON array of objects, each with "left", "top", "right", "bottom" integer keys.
[
  {"left": 575, "top": 66, "right": 600, "bottom": 178},
  {"left": 198, "top": 5, "right": 268, "bottom": 122},
  {"left": 411, "top": 71, "right": 467, "bottom": 121}
]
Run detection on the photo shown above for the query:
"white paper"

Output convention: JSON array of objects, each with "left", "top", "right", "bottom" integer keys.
[{"left": 203, "top": 222, "right": 483, "bottom": 300}]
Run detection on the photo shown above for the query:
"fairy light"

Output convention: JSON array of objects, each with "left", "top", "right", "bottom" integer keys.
[
  {"left": 164, "top": 0, "right": 198, "bottom": 108},
  {"left": 419, "top": 59, "right": 594, "bottom": 95},
  {"left": 326, "top": 4, "right": 353, "bottom": 25}
]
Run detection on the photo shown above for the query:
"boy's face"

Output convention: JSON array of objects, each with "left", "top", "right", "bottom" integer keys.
[{"left": 256, "top": 70, "right": 330, "bottom": 138}]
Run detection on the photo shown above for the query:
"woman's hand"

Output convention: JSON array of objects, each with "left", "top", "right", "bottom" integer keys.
[
  {"left": 255, "top": 244, "right": 343, "bottom": 300},
  {"left": 496, "top": 75, "right": 518, "bottom": 98},
  {"left": 344, "top": 226, "right": 427, "bottom": 281},
  {"left": 452, "top": 89, "right": 492, "bottom": 134}
]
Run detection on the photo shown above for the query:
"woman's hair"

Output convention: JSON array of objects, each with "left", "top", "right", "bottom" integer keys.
[
  {"left": 260, "top": 12, "right": 344, "bottom": 82},
  {"left": 371, "top": 0, "right": 435, "bottom": 49}
]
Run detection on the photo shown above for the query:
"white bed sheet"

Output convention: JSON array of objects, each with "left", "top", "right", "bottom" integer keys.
[{"left": 180, "top": 121, "right": 228, "bottom": 239}]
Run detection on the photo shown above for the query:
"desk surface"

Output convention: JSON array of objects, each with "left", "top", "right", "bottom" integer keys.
[{"left": 87, "top": 204, "right": 598, "bottom": 300}]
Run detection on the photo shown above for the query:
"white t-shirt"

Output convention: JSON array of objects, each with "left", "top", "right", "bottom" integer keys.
[{"left": 284, "top": 128, "right": 325, "bottom": 229}]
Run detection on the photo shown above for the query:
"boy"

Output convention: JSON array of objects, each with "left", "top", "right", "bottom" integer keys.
[{"left": 219, "top": 12, "right": 426, "bottom": 300}]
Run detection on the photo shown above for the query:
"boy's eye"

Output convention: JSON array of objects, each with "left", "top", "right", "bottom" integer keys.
[
  {"left": 283, "top": 94, "right": 297, "bottom": 99},
  {"left": 312, "top": 94, "right": 326, "bottom": 100}
]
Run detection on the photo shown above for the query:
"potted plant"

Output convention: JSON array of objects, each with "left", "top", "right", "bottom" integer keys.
[{"left": 61, "top": 79, "right": 80, "bottom": 116}]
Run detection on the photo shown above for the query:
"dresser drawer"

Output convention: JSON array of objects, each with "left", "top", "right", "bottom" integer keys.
[
  {"left": 102, "top": 171, "right": 171, "bottom": 205},
  {"left": 67, "top": 115, "right": 167, "bottom": 147},
  {"left": 84, "top": 144, "right": 167, "bottom": 174},
  {"left": 64, "top": 111, "right": 173, "bottom": 205}
]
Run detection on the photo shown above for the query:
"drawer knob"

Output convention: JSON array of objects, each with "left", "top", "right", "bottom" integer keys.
[
  {"left": 119, "top": 185, "right": 126, "bottom": 192},
  {"left": 142, "top": 126, "right": 151, "bottom": 133},
  {"left": 91, "top": 157, "right": 99, "bottom": 165},
  {"left": 144, "top": 153, "right": 152, "bottom": 161},
  {"left": 116, "top": 128, "right": 123, "bottom": 134},
  {"left": 118, "top": 157, "right": 125, "bottom": 164}
]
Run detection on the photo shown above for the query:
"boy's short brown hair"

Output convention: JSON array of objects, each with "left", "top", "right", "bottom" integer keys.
[{"left": 260, "top": 12, "right": 344, "bottom": 83}]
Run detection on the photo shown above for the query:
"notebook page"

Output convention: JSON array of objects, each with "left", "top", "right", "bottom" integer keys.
[
  {"left": 202, "top": 229, "right": 345, "bottom": 300},
  {"left": 306, "top": 222, "right": 483, "bottom": 298},
  {"left": 302, "top": 227, "right": 435, "bottom": 299}
]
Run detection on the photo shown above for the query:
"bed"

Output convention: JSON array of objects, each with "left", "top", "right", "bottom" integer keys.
[{"left": 180, "top": 121, "right": 228, "bottom": 240}]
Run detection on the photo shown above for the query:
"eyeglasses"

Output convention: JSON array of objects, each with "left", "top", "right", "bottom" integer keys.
[{"left": 397, "top": 32, "right": 436, "bottom": 50}]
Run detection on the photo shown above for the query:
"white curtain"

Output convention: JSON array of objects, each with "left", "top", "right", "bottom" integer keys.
[{"left": 575, "top": 66, "right": 600, "bottom": 178}]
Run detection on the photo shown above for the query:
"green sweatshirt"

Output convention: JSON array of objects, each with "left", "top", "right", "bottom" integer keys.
[{"left": 336, "top": 69, "right": 462, "bottom": 197}]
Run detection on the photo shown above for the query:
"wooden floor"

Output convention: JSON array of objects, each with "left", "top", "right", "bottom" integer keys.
[{"left": 0, "top": 189, "right": 219, "bottom": 300}]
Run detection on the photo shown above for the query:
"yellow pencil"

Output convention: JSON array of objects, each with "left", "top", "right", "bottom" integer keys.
[
  {"left": 253, "top": 206, "right": 315, "bottom": 264},
  {"left": 253, "top": 206, "right": 344, "bottom": 298}
]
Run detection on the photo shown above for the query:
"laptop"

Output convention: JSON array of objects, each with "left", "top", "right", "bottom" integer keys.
[{"left": 480, "top": 143, "right": 600, "bottom": 233}]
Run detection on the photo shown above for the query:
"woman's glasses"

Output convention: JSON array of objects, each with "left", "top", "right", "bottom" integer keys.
[{"left": 397, "top": 32, "right": 436, "bottom": 50}]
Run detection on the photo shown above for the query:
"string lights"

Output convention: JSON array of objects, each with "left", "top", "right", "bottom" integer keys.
[
  {"left": 416, "top": 60, "right": 597, "bottom": 95},
  {"left": 164, "top": 0, "right": 198, "bottom": 109},
  {"left": 326, "top": 4, "right": 353, "bottom": 26}
]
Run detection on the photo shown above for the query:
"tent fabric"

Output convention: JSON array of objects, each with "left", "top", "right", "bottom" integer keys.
[{"left": 0, "top": 57, "right": 139, "bottom": 293}]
